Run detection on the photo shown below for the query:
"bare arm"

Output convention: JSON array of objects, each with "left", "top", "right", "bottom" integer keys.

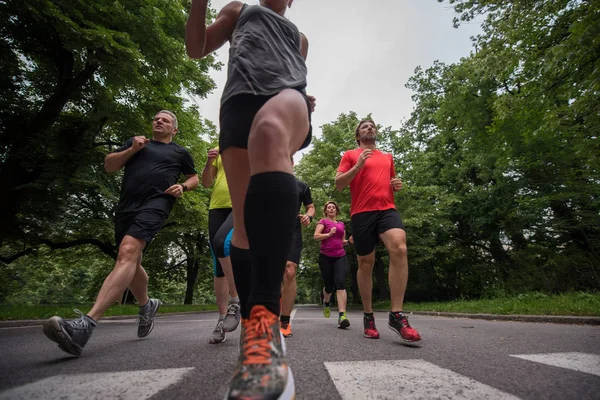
[
  {"left": 185, "top": 0, "right": 243, "bottom": 59},
  {"left": 335, "top": 168, "right": 360, "bottom": 191},
  {"left": 314, "top": 223, "right": 334, "bottom": 242},
  {"left": 300, "top": 33, "right": 309, "bottom": 60},
  {"left": 201, "top": 148, "right": 219, "bottom": 188},
  {"left": 201, "top": 163, "right": 217, "bottom": 188},
  {"left": 165, "top": 174, "right": 200, "bottom": 198},
  {"left": 104, "top": 136, "right": 148, "bottom": 173}
]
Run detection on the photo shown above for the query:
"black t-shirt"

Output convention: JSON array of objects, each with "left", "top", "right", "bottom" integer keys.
[
  {"left": 113, "top": 138, "right": 196, "bottom": 215},
  {"left": 295, "top": 179, "right": 313, "bottom": 228}
]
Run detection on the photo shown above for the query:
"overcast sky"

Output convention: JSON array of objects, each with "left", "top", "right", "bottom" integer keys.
[{"left": 194, "top": 0, "right": 482, "bottom": 159}]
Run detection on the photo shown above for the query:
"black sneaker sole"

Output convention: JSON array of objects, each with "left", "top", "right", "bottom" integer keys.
[
  {"left": 208, "top": 336, "right": 227, "bottom": 344},
  {"left": 338, "top": 319, "right": 350, "bottom": 329},
  {"left": 388, "top": 324, "right": 422, "bottom": 343},
  {"left": 43, "top": 317, "right": 83, "bottom": 356}
]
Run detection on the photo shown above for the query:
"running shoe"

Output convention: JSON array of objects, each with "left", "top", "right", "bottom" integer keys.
[
  {"left": 363, "top": 314, "right": 380, "bottom": 339},
  {"left": 389, "top": 312, "right": 422, "bottom": 343},
  {"left": 338, "top": 313, "right": 350, "bottom": 329},
  {"left": 225, "top": 305, "right": 294, "bottom": 399},
  {"left": 223, "top": 301, "right": 241, "bottom": 332},
  {"left": 209, "top": 318, "right": 226, "bottom": 344},
  {"left": 323, "top": 304, "right": 331, "bottom": 318},
  {"left": 280, "top": 320, "right": 293, "bottom": 338},
  {"left": 138, "top": 298, "right": 162, "bottom": 338},
  {"left": 43, "top": 310, "right": 96, "bottom": 356}
]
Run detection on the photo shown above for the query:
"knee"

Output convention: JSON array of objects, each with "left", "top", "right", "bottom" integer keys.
[
  {"left": 283, "top": 263, "right": 297, "bottom": 282},
  {"left": 357, "top": 260, "right": 374, "bottom": 273},
  {"left": 389, "top": 243, "right": 408, "bottom": 260},
  {"left": 117, "top": 243, "right": 140, "bottom": 265}
]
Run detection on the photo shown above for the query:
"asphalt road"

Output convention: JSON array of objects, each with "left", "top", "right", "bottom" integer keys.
[{"left": 0, "top": 306, "right": 598, "bottom": 399}]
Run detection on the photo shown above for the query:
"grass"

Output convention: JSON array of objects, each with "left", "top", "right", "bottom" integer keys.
[
  {"left": 372, "top": 292, "right": 600, "bottom": 316},
  {"left": 0, "top": 303, "right": 217, "bottom": 321},
  {"left": 2, "top": 292, "right": 599, "bottom": 321}
]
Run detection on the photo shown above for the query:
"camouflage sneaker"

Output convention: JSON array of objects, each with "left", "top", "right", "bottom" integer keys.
[
  {"left": 43, "top": 310, "right": 96, "bottom": 356},
  {"left": 209, "top": 318, "right": 226, "bottom": 344},
  {"left": 137, "top": 298, "right": 161, "bottom": 338},
  {"left": 225, "top": 305, "right": 294, "bottom": 399},
  {"left": 223, "top": 302, "right": 241, "bottom": 332}
]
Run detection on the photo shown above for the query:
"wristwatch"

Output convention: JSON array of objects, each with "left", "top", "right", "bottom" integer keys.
[{"left": 181, "top": 183, "right": 188, "bottom": 192}]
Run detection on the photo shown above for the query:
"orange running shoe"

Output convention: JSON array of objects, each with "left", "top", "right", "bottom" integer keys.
[
  {"left": 225, "top": 305, "right": 294, "bottom": 399},
  {"left": 280, "top": 320, "right": 293, "bottom": 338}
]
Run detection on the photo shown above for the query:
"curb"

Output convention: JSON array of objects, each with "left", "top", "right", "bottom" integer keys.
[
  {"left": 0, "top": 310, "right": 215, "bottom": 329},
  {"left": 405, "top": 311, "right": 600, "bottom": 326}
]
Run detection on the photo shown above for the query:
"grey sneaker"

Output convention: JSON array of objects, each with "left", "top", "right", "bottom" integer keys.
[
  {"left": 209, "top": 318, "right": 226, "bottom": 344},
  {"left": 223, "top": 302, "right": 241, "bottom": 332},
  {"left": 138, "top": 298, "right": 161, "bottom": 338},
  {"left": 43, "top": 310, "right": 95, "bottom": 356}
]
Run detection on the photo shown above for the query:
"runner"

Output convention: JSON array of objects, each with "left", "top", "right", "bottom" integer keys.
[
  {"left": 280, "top": 173, "right": 315, "bottom": 338},
  {"left": 43, "top": 111, "right": 198, "bottom": 356},
  {"left": 186, "top": 1, "right": 314, "bottom": 398},
  {"left": 313, "top": 201, "right": 351, "bottom": 329},
  {"left": 335, "top": 119, "right": 421, "bottom": 343},
  {"left": 202, "top": 147, "right": 241, "bottom": 344}
]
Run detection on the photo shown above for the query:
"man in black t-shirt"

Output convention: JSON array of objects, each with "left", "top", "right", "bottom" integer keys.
[
  {"left": 280, "top": 167, "right": 315, "bottom": 338},
  {"left": 43, "top": 110, "right": 199, "bottom": 357}
]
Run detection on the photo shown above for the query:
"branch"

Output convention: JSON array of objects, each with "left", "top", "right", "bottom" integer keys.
[
  {"left": 0, "top": 248, "right": 34, "bottom": 264},
  {"left": 93, "top": 140, "right": 122, "bottom": 148},
  {"left": 40, "top": 239, "right": 117, "bottom": 259}
]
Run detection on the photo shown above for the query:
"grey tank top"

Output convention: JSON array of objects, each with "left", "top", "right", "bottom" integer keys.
[{"left": 221, "top": 4, "right": 308, "bottom": 105}]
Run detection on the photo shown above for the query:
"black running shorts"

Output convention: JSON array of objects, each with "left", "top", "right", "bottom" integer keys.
[
  {"left": 219, "top": 90, "right": 312, "bottom": 152},
  {"left": 350, "top": 209, "right": 405, "bottom": 256},
  {"left": 115, "top": 209, "right": 169, "bottom": 248}
]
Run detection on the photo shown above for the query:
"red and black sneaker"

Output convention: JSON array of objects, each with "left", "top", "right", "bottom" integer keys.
[
  {"left": 363, "top": 315, "right": 380, "bottom": 339},
  {"left": 388, "top": 312, "right": 421, "bottom": 343}
]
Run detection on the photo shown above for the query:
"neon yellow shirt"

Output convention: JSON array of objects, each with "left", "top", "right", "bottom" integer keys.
[{"left": 209, "top": 154, "right": 232, "bottom": 209}]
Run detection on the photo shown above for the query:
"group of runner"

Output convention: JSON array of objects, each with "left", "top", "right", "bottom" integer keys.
[{"left": 42, "top": 1, "right": 421, "bottom": 399}]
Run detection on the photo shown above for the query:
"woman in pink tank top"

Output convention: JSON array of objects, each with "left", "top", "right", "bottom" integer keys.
[{"left": 313, "top": 201, "right": 351, "bottom": 329}]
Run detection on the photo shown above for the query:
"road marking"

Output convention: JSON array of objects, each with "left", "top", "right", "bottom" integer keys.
[
  {"left": 290, "top": 307, "right": 297, "bottom": 320},
  {"left": 511, "top": 352, "right": 600, "bottom": 377},
  {"left": 324, "top": 360, "right": 520, "bottom": 400},
  {"left": 0, "top": 368, "right": 194, "bottom": 400}
]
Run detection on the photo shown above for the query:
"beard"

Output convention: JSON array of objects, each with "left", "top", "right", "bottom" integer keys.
[{"left": 359, "top": 132, "right": 376, "bottom": 142}]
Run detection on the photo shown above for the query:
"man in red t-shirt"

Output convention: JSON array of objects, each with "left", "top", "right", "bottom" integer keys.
[{"left": 336, "top": 119, "right": 421, "bottom": 343}]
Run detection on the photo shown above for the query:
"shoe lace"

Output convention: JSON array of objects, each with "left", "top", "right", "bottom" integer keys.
[
  {"left": 365, "top": 317, "right": 376, "bottom": 330},
  {"left": 67, "top": 309, "right": 89, "bottom": 331},
  {"left": 226, "top": 302, "right": 240, "bottom": 316},
  {"left": 137, "top": 304, "right": 153, "bottom": 327},
  {"left": 241, "top": 309, "right": 277, "bottom": 366},
  {"left": 214, "top": 319, "right": 224, "bottom": 332}
]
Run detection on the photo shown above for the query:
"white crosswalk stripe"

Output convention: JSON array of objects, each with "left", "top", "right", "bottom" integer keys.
[
  {"left": 0, "top": 368, "right": 194, "bottom": 400},
  {"left": 511, "top": 352, "right": 600, "bottom": 377},
  {"left": 324, "top": 359, "right": 521, "bottom": 400}
]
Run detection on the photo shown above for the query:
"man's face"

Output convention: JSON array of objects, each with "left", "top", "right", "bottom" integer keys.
[
  {"left": 153, "top": 113, "right": 176, "bottom": 136},
  {"left": 358, "top": 121, "right": 377, "bottom": 142}
]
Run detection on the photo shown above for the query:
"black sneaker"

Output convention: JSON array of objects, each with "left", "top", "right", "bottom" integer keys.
[
  {"left": 43, "top": 310, "right": 96, "bottom": 356},
  {"left": 138, "top": 298, "right": 161, "bottom": 338}
]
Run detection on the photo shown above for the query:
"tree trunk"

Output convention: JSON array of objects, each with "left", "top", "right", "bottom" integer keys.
[{"left": 184, "top": 258, "right": 199, "bottom": 304}]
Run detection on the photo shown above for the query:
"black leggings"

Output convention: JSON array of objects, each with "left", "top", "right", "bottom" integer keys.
[{"left": 319, "top": 253, "right": 349, "bottom": 294}]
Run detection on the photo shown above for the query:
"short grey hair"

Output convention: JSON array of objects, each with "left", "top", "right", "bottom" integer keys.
[{"left": 156, "top": 110, "right": 178, "bottom": 129}]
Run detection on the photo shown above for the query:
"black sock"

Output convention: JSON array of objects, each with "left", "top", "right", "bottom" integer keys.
[
  {"left": 339, "top": 312, "right": 344, "bottom": 317},
  {"left": 280, "top": 315, "right": 291, "bottom": 324},
  {"left": 324, "top": 302, "right": 330, "bottom": 307},
  {"left": 230, "top": 245, "right": 251, "bottom": 319},
  {"left": 245, "top": 172, "right": 298, "bottom": 317},
  {"left": 364, "top": 312, "right": 374, "bottom": 319}
]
